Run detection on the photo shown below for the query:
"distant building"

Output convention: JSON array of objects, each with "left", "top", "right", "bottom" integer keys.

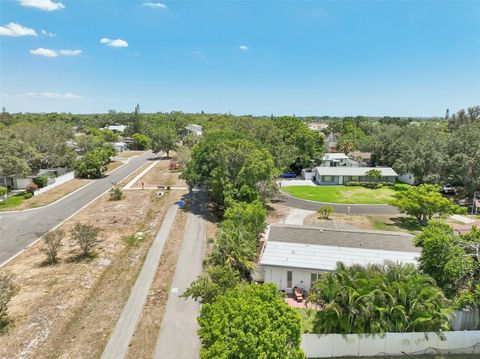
[
  {"left": 320, "top": 153, "right": 359, "bottom": 167},
  {"left": 103, "top": 124, "right": 127, "bottom": 133},
  {"left": 112, "top": 142, "right": 128, "bottom": 152},
  {"left": 185, "top": 124, "right": 203, "bottom": 136},
  {"left": 258, "top": 224, "right": 419, "bottom": 293},
  {"left": 308, "top": 123, "right": 328, "bottom": 131},
  {"left": 325, "top": 132, "right": 337, "bottom": 152}
]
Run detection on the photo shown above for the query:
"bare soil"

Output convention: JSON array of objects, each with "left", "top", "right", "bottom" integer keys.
[
  {"left": 133, "top": 159, "right": 187, "bottom": 188},
  {"left": 106, "top": 160, "right": 124, "bottom": 173},
  {"left": 0, "top": 176, "right": 187, "bottom": 358}
]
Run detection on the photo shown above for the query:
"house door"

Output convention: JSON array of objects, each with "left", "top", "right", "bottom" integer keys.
[{"left": 286, "top": 271, "right": 293, "bottom": 290}]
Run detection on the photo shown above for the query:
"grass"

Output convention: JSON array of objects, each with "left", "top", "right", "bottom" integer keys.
[
  {"left": 367, "top": 215, "right": 425, "bottom": 233},
  {"left": 282, "top": 184, "right": 409, "bottom": 204},
  {"left": 0, "top": 192, "right": 27, "bottom": 210}
]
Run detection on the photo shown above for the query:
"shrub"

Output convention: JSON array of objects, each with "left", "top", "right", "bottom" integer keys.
[
  {"left": 109, "top": 185, "right": 124, "bottom": 201},
  {"left": 318, "top": 206, "right": 334, "bottom": 219},
  {"left": 25, "top": 183, "right": 38, "bottom": 193},
  {"left": 0, "top": 186, "right": 7, "bottom": 197},
  {"left": 345, "top": 181, "right": 392, "bottom": 188},
  {"left": 33, "top": 175, "right": 49, "bottom": 188},
  {"left": 70, "top": 223, "right": 101, "bottom": 257},
  {"left": 0, "top": 272, "right": 20, "bottom": 332},
  {"left": 23, "top": 192, "right": 33, "bottom": 199},
  {"left": 41, "top": 229, "right": 64, "bottom": 264}
]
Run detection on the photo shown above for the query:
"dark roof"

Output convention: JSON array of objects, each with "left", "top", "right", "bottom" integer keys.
[{"left": 267, "top": 224, "right": 419, "bottom": 253}]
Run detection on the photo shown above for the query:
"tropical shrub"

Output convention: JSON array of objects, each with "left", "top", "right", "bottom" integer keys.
[
  {"left": 23, "top": 192, "right": 33, "bottom": 199},
  {"left": 33, "top": 175, "right": 48, "bottom": 188},
  {"left": 318, "top": 206, "right": 334, "bottom": 219},
  {"left": 0, "top": 186, "right": 8, "bottom": 196},
  {"left": 198, "top": 283, "right": 304, "bottom": 359},
  {"left": 309, "top": 262, "right": 451, "bottom": 334}
]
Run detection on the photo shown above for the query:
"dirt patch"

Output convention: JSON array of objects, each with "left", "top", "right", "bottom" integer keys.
[
  {"left": 115, "top": 151, "right": 146, "bottom": 158},
  {"left": 266, "top": 203, "right": 289, "bottom": 225},
  {"left": 106, "top": 160, "right": 124, "bottom": 174},
  {"left": 1, "top": 179, "right": 90, "bottom": 211},
  {"left": 133, "top": 160, "right": 187, "bottom": 188},
  {"left": 125, "top": 209, "right": 188, "bottom": 358},
  {"left": 0, "top": 172, "right": 187, "bottom": 358}
]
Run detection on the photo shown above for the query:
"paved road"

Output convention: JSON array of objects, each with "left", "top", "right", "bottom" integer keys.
[
  {"left": 0, "top": 151, "right": 154, "bottom": 266},
  {"left": 102, "top": 205, "right": 178, "bottom": 359},
  {"left": 154, "top": 191, "right": 207, "bottom": 359},
  {"left": 277, "top": 192, "right": 399, "bottom": 215}
]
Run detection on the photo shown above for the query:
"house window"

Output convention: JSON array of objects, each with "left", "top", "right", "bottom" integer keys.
[
  {"left": 321, "top": 176, "right": 334, "bottom": 182},
  {"left": 351, "top": 176, "right": 359, "bottom": 181},
  {"left": 311, "top": 273, "right": 320, "bottom": 285},
  {"left": 287, "top": 271, "right": 293, "bottom": 289}
]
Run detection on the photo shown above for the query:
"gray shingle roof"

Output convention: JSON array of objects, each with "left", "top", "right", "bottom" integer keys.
[{"left": 267, "top": 224, "right": 419, "bottom": 253}]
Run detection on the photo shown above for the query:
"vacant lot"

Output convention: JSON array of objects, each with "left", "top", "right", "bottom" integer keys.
[
  {"left": 0, "top": 179, "right": 90, "bottom": 211},
  {"left": 282, "top": 184, "right": 408, "bottom": 204},
  {"left": 132, "top": 158, "right": 187, "bottom": 188},
  {"left": 0, "top": 172, "right": 187, "bottom": 358}
]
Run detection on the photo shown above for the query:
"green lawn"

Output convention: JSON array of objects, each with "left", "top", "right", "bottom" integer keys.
[
  {"left": 0, "top": 192, "right": 27, "bottom": 210},
  {"left": 282, "top": 184, "right": 409, "bottom": 204}
]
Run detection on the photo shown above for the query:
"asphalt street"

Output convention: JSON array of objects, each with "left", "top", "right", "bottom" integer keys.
[
  {"left": 0, "top": 151, "right": 154, "bottom": 266},
  {"left": 154, "top": 190, "right": 207, "bottom": 359}
]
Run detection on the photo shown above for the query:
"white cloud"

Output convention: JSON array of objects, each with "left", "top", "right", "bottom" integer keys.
[
  {"left": 18, "top": 92, "right": 82, "bottom": 99},
  {"left": 0, "top": 22, "right": 37, "bottom": 37},
  {"left": 30, "top": 47, "right": 82, "bottom": 57},
  {"left": 100, "top": 38, "right": 128, "bottom": 48},
  {"left": 239, "top": 45, "right": 249, "bottom": 51},
  {"left": 59, "top": 49, "right": 82, "bottom": 56},
  {"left": 30, "top": 47, "right": 58, "bottom": 57},
  {"left": 193, "top": 50, "right": 205, "bottom": 60},
  {"left": 142, "top": 2, "right": 166, "bottom": 8},
  {"left": 18, "top": 0, "right": 65, "bottom": 11},
  {"left": 41, "top": 29, "right": 56, "bottom": 37}
]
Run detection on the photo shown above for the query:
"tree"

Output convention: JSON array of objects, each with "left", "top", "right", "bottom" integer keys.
[
  {"left": 318, "top": 205, "right": 333, "bottom": 219},
  {"left": 0, "top": 271, "right": 20, "bottom": 331},
  {"left": 41, "top": 229, "right": 64, "bottom": 264},
  {"left": 70, "top": 223, "right": 101, "bottom": 257},
  {"left": 101, "top": 129, "right": 119, "bottom": 142},
  {"left": 208, "top": 223, "right": 257, "bottom": 278},
  {"left": 173, "top": 145, "right": 191, "bottom": 164},
  {"left": 0, "top": 186, "right": 7, "bottom": 197},
  {"left": 390, "top": 184, "right": 466, "bottom": 223},
  {"left": 0, "top": 136, "right": 39, "bottom": 177},
  {"left": 132, "top": 133, "right": 151, "bottom": 150},
  {"left": 415, "top": 222, "right": 480, "bottom": 305},
  {"left": 151, "top": 126, "right": 178, "bottom": 157},
  {"left": 339, "top": 140, "right": 356, "bottom": 155},
  {"left": 182, "top": 266, "right": 241, "bottom": 304},
  {"left": 74, "top": 149, "right": 110, "bottom": 179},
  {"left": 309, "top": 263, "right": 451, "bottom": 334},
  {"left": 223, "top": 200, "right": 266, "bottom": 238},
  {"left": 365, "top": 169, "right": 382, "bottom": 182},
  {"left": 198, "top": 283, "right": 304, "bottom": 359}
]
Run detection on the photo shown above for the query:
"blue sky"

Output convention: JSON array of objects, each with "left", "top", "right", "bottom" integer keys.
[{"left": 1, "top": 0, "right": 479, "bottom": 116}]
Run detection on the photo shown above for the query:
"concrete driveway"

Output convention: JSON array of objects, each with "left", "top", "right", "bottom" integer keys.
[
  {"left": 0, "top": 151, "right": 155, "bottom": 266},
  {"left": 276, "top": 192, "right": 399, "bottom": 215}
]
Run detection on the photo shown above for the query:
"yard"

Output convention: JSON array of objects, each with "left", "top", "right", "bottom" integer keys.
[{"left": 282, "top": 184, "right": 409, "bottom": 204}]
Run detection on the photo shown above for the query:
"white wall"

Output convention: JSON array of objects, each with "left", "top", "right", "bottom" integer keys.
[
  {"left": 301, "top": 331, "right": 480, "bottom": 357},
  {"left": 398, "top": 173, "right": 415, "bottom": 185},
  {"left": 262, "top": 266, "right": 322, "bottom": 293},
  {"left": 33, "top": 171, "right": 75, "bottom": 196}
]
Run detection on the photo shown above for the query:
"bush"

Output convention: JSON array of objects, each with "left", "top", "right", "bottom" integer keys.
[
  {"left": 25, "top": 183, "right": 38, "bottom": 193},
  {"left": 318, "top": 206, "right": 334, "bottom": 219},
  {"left": 41, "top": 229, "right": 64, "bottom": 264},
  {"left": 70, "top": 223, "right": 101, "bottom": 257},
  {"left": 0, "top": 186, "right": 8, "bottom": 197},
  {"left": 33, "top": 175, "right": 49, "bottom": 188},
  {"left": 345, "top": 181, "right": 392, "bottom": 188},
  {"left": 0, "top": 271, "right": 20, "bottom": 332},
  {"left": 23, "top": 192, "right": 33, "bottom": 199},
  {"left": 109, "top": 185, "right": 124, "bottom": 201}
]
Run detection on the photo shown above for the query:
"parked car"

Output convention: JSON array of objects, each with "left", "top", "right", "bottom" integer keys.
[
  {"left": 442, "top": 184, "right": 456, "bottom": 194},
  {"left": 281, "top": 171, "right": 297, "bottom": 178}
]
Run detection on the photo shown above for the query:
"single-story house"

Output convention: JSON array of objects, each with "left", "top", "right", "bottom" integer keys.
[
  {"left": 259, "top": 224, "right": 419, "bottom": 293},
  {"left": 185, "top": 124, "right": 203, "bottom": 136},
  {"left": 314, "top": 166, "right": 398, "bottom": 185},
  {"left": 321, "top": 153, "right": 359, "bottom": 167},
  {"left": 308, "top": 123, "right": 328, "bottom": 131},
  {"left": 0, "top": 167, "right": 68, "bottom": 190}
]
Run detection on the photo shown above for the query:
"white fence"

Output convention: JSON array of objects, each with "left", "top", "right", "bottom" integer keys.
[
  {"left": 33, "top": 171, "right": 75, "bottom": 196},
  {"left": 301, "top": 331, "right": 480, "bottom": 357}
]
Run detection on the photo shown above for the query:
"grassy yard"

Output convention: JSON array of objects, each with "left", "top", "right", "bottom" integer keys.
[
  {"left": 282, "top": 184, "right": 409, "bottom": 204},
  {"left": 0, "top": 192, "right": 27, "bottom": 210}
]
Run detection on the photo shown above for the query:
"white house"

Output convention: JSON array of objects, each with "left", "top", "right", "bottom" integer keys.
[
  {"left": 308, "top": 123, "right": 328, "bottom": 131},
  {"left": 185, "top": 124, "right": 203, "bottom": 136},
  {"left": 259, "top": 224, "right": 419, "bottom": 293},
  {"left": 112, "top": 142, "right": 128, "bottom": 152},
  {"left": 321, "top": 153, "right": 359, "bottom": 167},
  {"left": 314, "top": 166, "right": 398, "bottom": 185},
  {"left": 103, "top": 124, "right": 127, "bottom": 133}
]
